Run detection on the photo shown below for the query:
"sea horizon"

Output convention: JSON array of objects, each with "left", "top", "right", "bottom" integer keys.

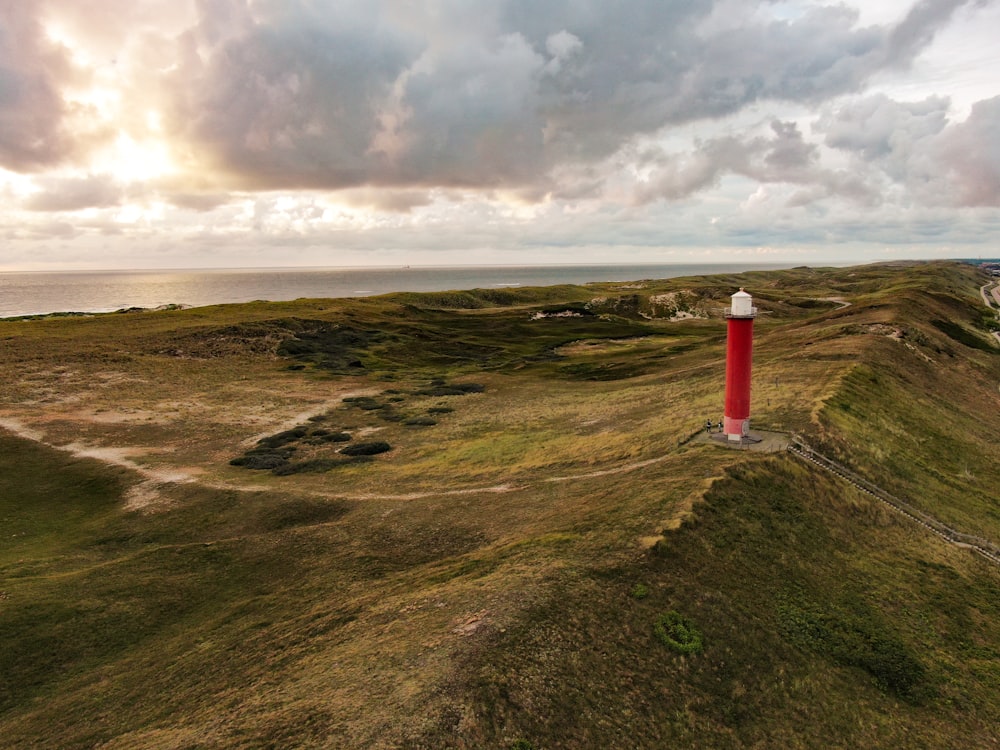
[{"left": 1, "top": 260, "right": 852, "bottom": 319}]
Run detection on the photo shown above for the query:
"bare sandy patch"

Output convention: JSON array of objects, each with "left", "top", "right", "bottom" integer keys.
[{"left": 0, "top": 417, "right": 45, "bottom": 442}]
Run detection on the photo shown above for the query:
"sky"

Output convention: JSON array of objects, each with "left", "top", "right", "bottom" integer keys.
[{"left": 1, "top": 0, "right": 999, "bottom": 270}]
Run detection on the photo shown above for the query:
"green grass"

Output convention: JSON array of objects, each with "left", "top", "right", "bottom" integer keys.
[{"left": 1, "top": 260, "right": 999, "bottom": 748}]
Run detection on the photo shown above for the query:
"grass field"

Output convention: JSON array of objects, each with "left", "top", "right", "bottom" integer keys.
[{"left": 1, "top": 260, "right": 998, "bottom": 748}]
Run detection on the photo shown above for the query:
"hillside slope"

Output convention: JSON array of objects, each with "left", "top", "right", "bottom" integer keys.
[{"left": 1, "top": 261, "right": 997, "bottom": 748}]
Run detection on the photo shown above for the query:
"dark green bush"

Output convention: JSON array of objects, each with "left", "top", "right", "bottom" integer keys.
[
  {"left": 404, "top": 416, "right": 437, "bottom": 426},
  {"left": 316, "top": 431, "right": 351, "bottom": 443},
  {"left": 245, "top": 445, "right": 295, "bottom": 456},
  {"left": 271, "top": 458, "right": 350, "bottom": 475},
  {"left": 427, "top": 406, "right": 453, "bottom": 414},
  {"left": 231, "top": 454, "right": 290, "bottom": 470},
  {"left": 343, "top": 396, "right": 384, "bottom": 410},
  {"left": 256, "top": 427, "right": 308, "bottom": 448},
  {"left": 932, "top": 318, "right": 993, "bottom": 350},
  {"left": 777, "top": 601, "right": 926, "bottom": 698},
  {"left": 414, "top": 382, "right": 486, "bottom": 397},
  {"left": 654, "top": 611, "right": 704, "bottom": 654},
  {"left": 340, "top": 441, "right": 392, "bottom": 456}
]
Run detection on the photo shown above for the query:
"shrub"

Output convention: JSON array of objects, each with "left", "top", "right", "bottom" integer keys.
[
  {"left": 343, "top": 396, "right": 384, "bottom": 409},
  {"left": 427, "top": 406, "right": 453, "bottom": 414},
  {"left": 453, "top": 382, "right": 485, "bottom": 393},
  {"left": 231, "top": 454, "right": 290, "bottom": 470},
  {"left": 654, "top": 611, "right": 704, "bottom": 654},
  {"left": 256, "top": 427, "right": 308, "bottom": 448},
  {"left": 414, "top": 382, "right": 486, "bottom": 397},
  {"left": 340, "top": 441, "right": 392, "bottom": 456},
  {"left": 245, "top": 445, "right": 295, "bottom": 457},
  {"left": 315, "top": 431, "right": 351, "bottom": 443},
  {"left": 404, "top": 416, "right": 437, "bottom": 426},
  {"left": 271, "top": 458, "right": 349, "bottom": 475},
  {"left": 631, "top": 583, "right": 650, "bottom": 600}
]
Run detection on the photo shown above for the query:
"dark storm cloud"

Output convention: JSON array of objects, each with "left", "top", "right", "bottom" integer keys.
[
  {"left": 161, "top": 0, "right": 974, "bottom": 197},
  {"left": 0, "top": 4, "right": 75, "bottom": 170},
  {"left": 167, "top": 0, "right": 421, "bottom": 190},
  {"left": 1, "top": 0, "right": 984, "bottom": 220}
]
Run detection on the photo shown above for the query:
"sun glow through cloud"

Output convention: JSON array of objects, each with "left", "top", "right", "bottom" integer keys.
[
  {"left": 105, "top": 133, "right": 175, "bottom": 183},
  {"left": 0, "top": 0, "right": 997, "bottom": 270}
]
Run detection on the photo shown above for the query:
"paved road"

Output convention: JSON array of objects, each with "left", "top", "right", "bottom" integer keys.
[{"left": 980, "top": 282, "right": 1000, "bottom": 343}]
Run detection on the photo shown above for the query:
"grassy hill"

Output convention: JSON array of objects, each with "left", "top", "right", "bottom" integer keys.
[{"left": 1, "top": 260, "right": 997, "bottom": 748}]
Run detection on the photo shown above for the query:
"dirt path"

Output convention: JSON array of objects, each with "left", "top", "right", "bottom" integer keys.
[
  {"left": 0, "top": 416, "right": 210, "bottom": 510},
  {"left": 0, "top": 414, "right": 733, "bottom": 509}
]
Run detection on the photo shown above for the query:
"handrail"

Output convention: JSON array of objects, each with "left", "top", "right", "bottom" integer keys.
[{"left": 787, "top": 436, "right": 1000, "bottom": 566}]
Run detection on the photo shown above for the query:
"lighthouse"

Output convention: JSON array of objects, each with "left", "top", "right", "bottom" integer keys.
[{"left": 723, "top": 288, "right": 756, "bottom": 442}]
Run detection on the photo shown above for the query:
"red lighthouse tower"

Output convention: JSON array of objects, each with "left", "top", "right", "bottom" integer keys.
[{"left": 723, "top": 288, "right": 756, "bottom": 442}]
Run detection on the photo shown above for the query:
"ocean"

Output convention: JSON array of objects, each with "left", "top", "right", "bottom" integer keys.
[{"left": 0, "top": 263, "right": 801, "bottom": 319}]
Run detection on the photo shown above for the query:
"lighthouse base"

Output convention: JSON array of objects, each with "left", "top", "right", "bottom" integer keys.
[{"left": 724, "top": 416, "right": 749, "bottom": 442}]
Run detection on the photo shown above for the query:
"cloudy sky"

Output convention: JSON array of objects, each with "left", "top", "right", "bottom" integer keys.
[{"left": 1, "top": 0, "right": 998, "bottom": 270}]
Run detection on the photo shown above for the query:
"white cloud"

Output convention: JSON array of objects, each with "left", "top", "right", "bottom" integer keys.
[{"left": 0, "top": 0, "right": 998, "bottom": 268}]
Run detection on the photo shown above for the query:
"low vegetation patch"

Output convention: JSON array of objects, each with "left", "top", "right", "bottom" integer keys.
[
  {"left": 631, "top": 583, "right": 650, "bottom": 600},
  {"left": 931, "top": 318, "right": 994, "bottom": 351},
  {"left": 413, "top": 381, "right": 486, "bottom": 397},
  {"left": 305, "top": 430, "right": 352, "bottom": 444},
  {"left": 271, "top": 457, "right": 371, "bottom": 476},
  {"left": 654, "top": 611, "right": 704, "bottom": 655},
  {"left": 343, "top": 396, "right": 385, "bottom": 411},
  {"left": 231, "top": 423, "right": 355, "bottom": 470},
  {"left": 230, "top": 453, "right": 290, "bottom": 470},
  {"left": 340, "top": 441, "right": 392, "bottom": 456},
  {"left": 777, "top": 599, "right": 927, "bottom": 699},
  {"left": 276, "top": 321, "right": 383, "bottom": 371},
  {"left": 256, "top": 427, "right": 308, "bottom": 449}
]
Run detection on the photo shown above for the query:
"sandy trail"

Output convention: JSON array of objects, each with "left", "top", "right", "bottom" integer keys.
[
  {"left": 0, "top": 414, "right": 765, "bottom": 509},
  {"left": 0, "top": 415, "right": 522, "bottom": 507},
  {"left": 0, "top": 416, "right": 206, "bottom": 510}
]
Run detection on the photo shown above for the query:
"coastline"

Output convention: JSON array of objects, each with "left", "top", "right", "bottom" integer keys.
[{"left": 0, "top": 261, "right": 813, "bottom": 320}]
